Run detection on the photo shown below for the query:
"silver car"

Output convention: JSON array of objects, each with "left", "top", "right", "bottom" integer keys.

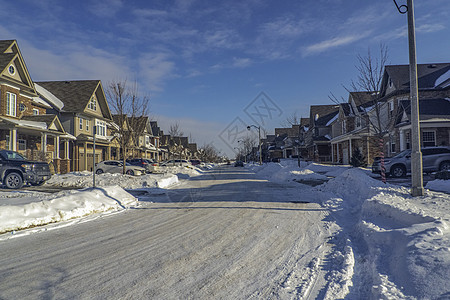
[
  {"left": 372, "top": 147, "right": 450, "bottom": 178},
  {"left": 95, "top": 160, "right": 146, "bottom": 176}
]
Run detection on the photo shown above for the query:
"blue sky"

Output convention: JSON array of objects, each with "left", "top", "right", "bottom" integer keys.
[{"left": 1, "top": 0, "right": 449, "bottom": 157}]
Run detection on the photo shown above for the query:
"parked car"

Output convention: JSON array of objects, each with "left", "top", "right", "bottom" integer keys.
[
  {"left": 0, "top": 149, "right": 52, "bottom": 189},
  {"left": 126, "top": 158, "right": 160, "bottom": 173},
  {"left": 95, "top": 160, "right": 146, "bottom": 176},
  {"left": 160, "top": 159, "right": 191, "bottom": 167},
  {"left": 372, "top": 147, "right": 450, "bottom": 178},
  {"left": 234, "top": 161, "right": 244, "bottom": 167},
  {"left": 189, "top": 159, "right": 201, "bottom": 166}
]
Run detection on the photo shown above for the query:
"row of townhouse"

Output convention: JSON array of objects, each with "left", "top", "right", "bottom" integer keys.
[
  {"left": 262, "top": 62, "right": 450, "bottom": 165},
  {"left": 0, "top": 39, "right": 174, "bottom": 173}
]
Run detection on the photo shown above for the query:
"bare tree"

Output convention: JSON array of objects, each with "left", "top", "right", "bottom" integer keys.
[
  {"left": 280, "top": 111, "right": 301, "bottom": 127},
  {"left": 106, "top": 79, "right": 150, "bottom": 174},
  {"left": 345, "top": 44, "right": 391, "bottom": 182},
  {"left": 198, "top": 143, "right": 220, "bottom": 162}
]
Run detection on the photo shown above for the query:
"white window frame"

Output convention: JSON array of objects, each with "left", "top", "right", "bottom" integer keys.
[
  {"left": 6, "top": 92, "right": 16, "bottom": 117},
  {"left": 96, "top": 120, "right": 106, "bottom": 137},
  {"left": 18, "top": 139, "right": 26, "bottom": 151},
  {"left": 86, "top": 119, "right": 90, "bottom": 132},
  {"left": 33, "top": 108, "right": 39, "bottom": 115},
  {"left": 79, "top": 118, "right": 83, "bottom": 130},
  {"left": 88, "top": 96, "right": 97, "bottom": 111},
  {"left": 422, "top": 131, "right": 436, "bottom": 147}
]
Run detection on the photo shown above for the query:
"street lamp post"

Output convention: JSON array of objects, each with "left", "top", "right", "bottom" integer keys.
[
  {"left": 247, "top": 125, "right": 262, "bottom": 165},
  {"left": 393, "top": 0, "right": 424, "bottom": 196}
]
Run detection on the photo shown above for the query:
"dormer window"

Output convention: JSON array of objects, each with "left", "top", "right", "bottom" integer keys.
[
  {"left": 88, "top": 96, "right": 97, "bottom": 111},
  {"left": 8, "top": 65, "right": 15, "bottom": 75},
  {"left": 389, "top": 78, "right": 393, "bottom": 88}
]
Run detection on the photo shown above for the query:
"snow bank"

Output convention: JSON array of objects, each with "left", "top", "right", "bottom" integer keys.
[
  {"left": 426, "top": 179, "right": 450, "bottom": 194},
  {"left": 47, "top": 171, "right": 179, "bottom": 189},
  {"left": 0, "top": 186, "right": 137, "bottom": 234},
  {"left": 317, "top": 168, "right": 450, "bottom": 299}
]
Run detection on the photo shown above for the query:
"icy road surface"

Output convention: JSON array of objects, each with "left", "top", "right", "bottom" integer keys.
[{"left": 0, "top": 167, "right": 334, "bottom": 299}]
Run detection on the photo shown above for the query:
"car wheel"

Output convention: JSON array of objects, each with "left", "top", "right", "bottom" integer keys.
[
  {"left": 391, "top": 165, "right": 406, "bottom": 178},
  {"left": 4, "top": 172, "right": 23, "bottom": 189},
  {"left": 96, "top": 169, "right": 104, "bottom": 175},
  {"left": 439, "top": 161, "right": 450, "bottom": 171},
  {"left": 126, "top": 170, "right": 134, "bottom": 176}
]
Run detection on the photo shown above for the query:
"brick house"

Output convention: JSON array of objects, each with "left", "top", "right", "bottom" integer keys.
[{"left": 0, "top": 40, "right": 72, "bottom": 173}]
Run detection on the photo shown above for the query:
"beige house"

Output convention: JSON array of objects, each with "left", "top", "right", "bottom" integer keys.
[
  {"left": 36, "top": 80, "right": 119, "bottom": 172},
  {"left": 0, "top": 40, "right": 73, "bottom": 173}
]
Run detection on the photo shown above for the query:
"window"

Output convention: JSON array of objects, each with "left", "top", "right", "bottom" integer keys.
[
  {"left": 406, "top": 132, "right": 411, "bottom": 149},
  {"left": 88, "top": 96, "right": 97, "bottom": 111},
  {"left": 33, "top": 108, "right": 39, "bottom": 115},
  {"left": 18, "top": 139, "right": 26, "bottom": 151},
  {"left": 389, "top": 101, "right": 394, "bottom": 117},
  {"left": 5, "top": 135, "right": 10, "bottom": 150},
  {"left": 96, "top": 120, "right": 106, "bottom": 136},
  {"left": 341, "top": 120, "right": 346, "bottom": 134},
  {"left": 356, "top": 116, "right": 361, "bottom": 128},
  {"left": 79, "top": 118, "right": 83, "bottom": 130},
  {"left": 6, "top": 92, "right": 16, "bottom": 116},
  {"left": 19, "top": 103, "right": 26, "bottom": 112},
  {"left": 86, "top": 119, "right": 90, "bottom": 131},
  {"left": 422, "top": 131, "right": 436, "bottom": 147},
  {"left": 145, "top": 135, "right": 150, "bottom": 145},
  {"left": 391, "top": 142, "right": 396, "bottom": 154},
  {"left": 8, "top": 65, "right": 15, "bottom": 75}
]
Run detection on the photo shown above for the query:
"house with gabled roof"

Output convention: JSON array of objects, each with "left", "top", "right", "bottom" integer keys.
[
  {"left": 36, "top": 80, "right": 119, "bottom": 172},
  {"left": 330, "top": 63, "right": 450, "bottom": 166},
  {"left": 0, "top": 40, "right": 72, "bottom": 173},
  {"left": 378, "top": 63, "right": 450, "bottom": 156},
  {"left": 305, "top": 104, "right": 340, "bottom": 162},
  {"left": 330, "top": 92, "right": 379, "bottom": 165}
]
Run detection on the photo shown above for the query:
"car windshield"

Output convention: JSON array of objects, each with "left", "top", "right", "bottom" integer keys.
[
  {"left": 0, "top": 151, "right": 27, "bottom": 161},
  {"left": 391, "top": 150, "right": 411, "bottom": 159}
]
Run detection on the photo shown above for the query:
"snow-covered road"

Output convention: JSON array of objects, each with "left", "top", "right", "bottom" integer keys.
[{"left": 0, "top": 166, "right": 334, "bottom": 299}]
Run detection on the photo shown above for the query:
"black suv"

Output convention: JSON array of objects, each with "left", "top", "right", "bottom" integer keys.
[{"left": 0, "top": 150, "right": 52, "bottom": 189}]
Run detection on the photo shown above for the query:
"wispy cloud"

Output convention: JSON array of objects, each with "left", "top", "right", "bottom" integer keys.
[
  {"left": 303, "top": 33, "right": 370, "bottom": 56},
  {"left": 87, "top": 0, "right": 123, "bottom": 18},
  {"left": 138, "top": 52, "right": 176, "bottom": 92}
]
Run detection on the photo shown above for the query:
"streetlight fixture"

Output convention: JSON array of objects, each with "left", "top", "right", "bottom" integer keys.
[
  {"left": 393, "top": 0, "right": 424, "bottom": 196},
  {"left": 247, "top": 125, "right": 262, "bottom": 165}
]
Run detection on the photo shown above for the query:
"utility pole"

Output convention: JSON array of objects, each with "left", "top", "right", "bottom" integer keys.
[
  {"left": 393, "top": 0, "right": 424, "bottom": 196},
  {"left": 93, "top": 125, "right": 96, "bottom": 188}
]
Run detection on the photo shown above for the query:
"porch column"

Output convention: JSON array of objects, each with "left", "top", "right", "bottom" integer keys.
[
  {"left": 336, "top": 143, "right": 340, "bottom": 163},
  {"left": 331, "top": 143, "right": 335, "bottom": 163},
  {"left": 54, "top": 136, "right": 60, "bottom": 159},
  {"left": 9, "top": 128, "right": 17, "bottom": 151},
  {"left": 399, "top": 130, "right": 405, "bottom": 151},
  {"left": 349, "top": 139, "right": 353, "bottom": 161},
  {"left": 84, "top": 142, "right": 88, "bottom": 171},
  {"left": 41, "top": 133, "right": 47, "bottom": 154},
  {"left": 65, "top": 140, "right": 70, "bottom": 159},
  {"left": 108, "top": 146, "right": 111, "bottom": 160}
]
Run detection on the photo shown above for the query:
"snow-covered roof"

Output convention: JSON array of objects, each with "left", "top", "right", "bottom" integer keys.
[
  {"left": 34, "top": 83, "right": 64, "bottom": 110},
  {"left": 0, "top": 116, "right": 47, "bottom": 129},
  {"left": 326, "top": 113, "right": 339, "bottom": 126},
  {"left": 435, "top": 69, "right": 450, "bottom": 88}
]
